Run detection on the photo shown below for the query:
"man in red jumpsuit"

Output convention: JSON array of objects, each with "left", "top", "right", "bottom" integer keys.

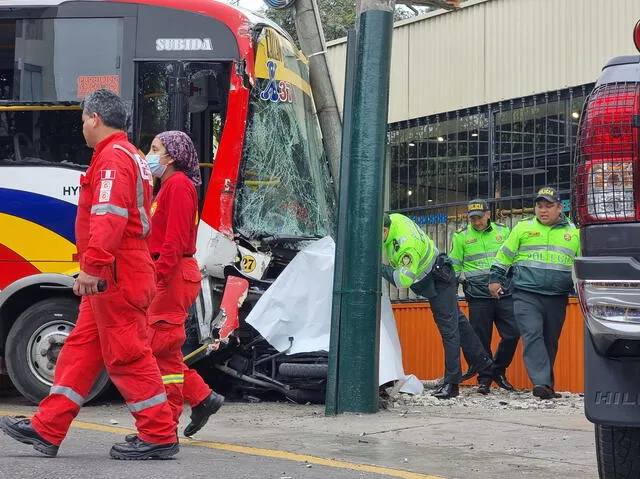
[{"left": 0, "top": 89, "right": 179, "bottom": 460}]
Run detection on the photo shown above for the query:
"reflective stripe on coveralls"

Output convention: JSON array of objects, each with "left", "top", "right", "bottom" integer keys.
[
  {"left": 91, "top": 203, "right": 129, "bottom": 218},
  {"left": 49, "top": 385, "right": 84, "bottom": 407},
  {"left": 127, "top": 392, "right": 168, "bottom": 413},
  {"left": 162, "top": 374, "right": 185, "bottom": 385},
  {"left": 112, "top": 144, "right": 150, "bottom": 237}
]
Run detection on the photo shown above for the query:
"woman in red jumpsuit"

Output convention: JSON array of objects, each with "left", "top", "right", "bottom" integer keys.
[{"left": 144, "top": 131, "right": 224, "bottom": 437}]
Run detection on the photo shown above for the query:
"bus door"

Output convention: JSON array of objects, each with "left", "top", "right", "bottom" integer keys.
[
  {"left": 134, "top": 61, "right": 230, "bottom": 208},
  {"left": 185, "top": 64, "right": 229, "bottom": 208}
]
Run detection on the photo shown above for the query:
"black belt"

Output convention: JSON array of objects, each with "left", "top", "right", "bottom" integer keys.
[{"left": 151, "top": 253, "right": 194, "bottom": 261}]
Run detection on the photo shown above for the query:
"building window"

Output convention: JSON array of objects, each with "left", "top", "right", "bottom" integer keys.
[
  {"left": 386, "top": 84, "right": 594, "bottom": 300},
  {"left": 389, "top": 109, "right": 490, "bottom": 210}
]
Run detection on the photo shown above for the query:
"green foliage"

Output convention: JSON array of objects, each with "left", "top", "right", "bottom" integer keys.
[
  {"left": 262, "top": 0, "right": 354, "bottom": 45},
  {"left": 262, "top": 1, "right": 428, "bottom": 45}
]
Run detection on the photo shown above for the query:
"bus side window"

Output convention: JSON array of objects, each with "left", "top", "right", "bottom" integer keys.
[{"left": 0, "top": 109, "right": 90, "bottom": 167}]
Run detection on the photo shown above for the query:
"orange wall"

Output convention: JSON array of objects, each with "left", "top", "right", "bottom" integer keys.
[{"left": 393, "top": 298, "right": 585, "bottom": 393}]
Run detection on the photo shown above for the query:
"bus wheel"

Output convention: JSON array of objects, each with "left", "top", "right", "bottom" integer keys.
[
  {"left": 595, "top": 424, "right": 640, "bottom": 478},
  {"left": 278, "top": 363, "right": 328, "bottom": 379},
  {"left": 5, "top": 297, "right": 111, "bottom": 405}
]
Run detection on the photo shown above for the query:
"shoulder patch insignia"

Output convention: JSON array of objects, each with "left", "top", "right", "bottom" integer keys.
[
  {"left": 98, "top": 190, "right": 111, "bottom": 203},
  {"left": 401, "top": 254, "right": 412, "bottom": 266},
  {"left": 495, "top": 234, "right": 503, "bottom": 242},
  {"left": 564, "top": 233, "right": 572, "bottom": 241},
  {"left": 465, "top": 238, "right": 478, "bottom": 244}
]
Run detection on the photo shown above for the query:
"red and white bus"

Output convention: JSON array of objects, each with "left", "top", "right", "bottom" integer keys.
[{"left": 0, "top": 0, "right": 335, "bottom": 403}]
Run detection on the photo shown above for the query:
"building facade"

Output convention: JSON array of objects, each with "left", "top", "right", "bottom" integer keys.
[{"left": 326, "top": 0, "right": 640, "bottom": 300}]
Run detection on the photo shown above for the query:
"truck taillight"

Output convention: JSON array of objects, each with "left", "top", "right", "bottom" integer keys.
[
  {"left": 578, "top": 280, "right": 640, "bottom": 325},
  {"left": 573, "top": 83, "right": 640, "bottom": 224}
]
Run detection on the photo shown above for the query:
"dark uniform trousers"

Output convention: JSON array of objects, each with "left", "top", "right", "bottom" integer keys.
[
  {"left": 384, "top": 266, "right": 492, "bottom": 385},
  {"left": 512, "top": 290, "right": 568, "bottom": 388},
  {"left": 466, "top": 296, "right": 520, "bottom": 384}
]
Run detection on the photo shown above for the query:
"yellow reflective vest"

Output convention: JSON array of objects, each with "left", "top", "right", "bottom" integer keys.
[
  {"left": 489, "top": 216, "right": 580, "bottom": 295},
  {"left": 449, "top": 221, "right": 510, "bottom": 298},
  {"left": 383, "top": 213, "right": 439, "bottom": 289}
]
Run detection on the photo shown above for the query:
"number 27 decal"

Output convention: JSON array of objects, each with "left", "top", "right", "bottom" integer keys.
[{"left": 242, "top": 255, "right": 256, "bottom": 273}]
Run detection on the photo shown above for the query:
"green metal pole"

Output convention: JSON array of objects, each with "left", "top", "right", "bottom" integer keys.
[
  {"left": 326, "top": 29, "right": 357, "bottom": 416},
  {"left": 332, "top": 2, "right": 394, "bottom": 414}
]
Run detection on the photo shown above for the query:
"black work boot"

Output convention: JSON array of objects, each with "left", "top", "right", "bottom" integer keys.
[
  {"left": 183, "top": 391, "right": 225, "bottom": 437},
  {"left": 477, "top": 382, "right": 491, "bottom": 395},
  {"left": 0, "top": 416, "right": 59, "bottom": 457},
  {"left": 532, "top": 385, "right": 555, "bottom": 400},
  {"left": 110, "top": 436, "right": 179, "bottom": 460},
  {"left": 126, "top": 427, "right": 178, "bottom": 443},
  {"left": 493, "top": 373, "right": 515, "bottom": 391},
  {"left": 431, "top": 383, "right": 459, "bottom": 399}
]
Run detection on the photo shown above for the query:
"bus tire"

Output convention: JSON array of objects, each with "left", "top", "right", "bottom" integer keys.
[
  {"left": 278, "top": 363, "right": 328, "bottom": 379},
  {"left": 596, "top": 424, "right": 640, "bottom": 478},
  {"left": 5, "top": 297, "right": 111, "bottom": 405}
]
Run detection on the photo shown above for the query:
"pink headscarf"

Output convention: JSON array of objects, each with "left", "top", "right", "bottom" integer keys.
[{"left": 156, "top": 131, "right": 202, "bottom": 186}]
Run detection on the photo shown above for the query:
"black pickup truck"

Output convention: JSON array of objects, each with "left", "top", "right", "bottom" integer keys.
[{"left": 572, "top": 20, "right": 640, "bottom": 479}]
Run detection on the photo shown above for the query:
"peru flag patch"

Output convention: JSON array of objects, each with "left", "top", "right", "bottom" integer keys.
[{"left": 101, "top": 170, "right": 116, "bottom": 180}]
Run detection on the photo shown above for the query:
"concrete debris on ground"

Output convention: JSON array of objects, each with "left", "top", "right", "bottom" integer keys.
[{"left": 384, "top": 378, "right": 584, "bottom": 414}]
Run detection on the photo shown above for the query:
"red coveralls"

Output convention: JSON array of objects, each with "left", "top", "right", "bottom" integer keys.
[
  {"left": 31, "top": 132, "right": 176, "bottom": 446},
  {"left": 147, "top": 171, "right": 211, "bottom": 426}
]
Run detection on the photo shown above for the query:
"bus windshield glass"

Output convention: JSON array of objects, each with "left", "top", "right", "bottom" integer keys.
[{"left": 235, "top": 28, "right": 335, "bottom": 239}]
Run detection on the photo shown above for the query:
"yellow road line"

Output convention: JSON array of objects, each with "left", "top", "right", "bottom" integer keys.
[{"left": 0, "top": 411, "right": 444, "bottom": 479}]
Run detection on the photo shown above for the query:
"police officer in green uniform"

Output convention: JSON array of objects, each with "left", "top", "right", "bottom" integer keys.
[
  {"left": 489, "top": 187, "right": 580, "bottom": 400},
  {"left": 450, "top": 200, "right": 520, "bottom": 394},
  {"left": 382, "top": 213, "right": 493, "bottom": 399}
]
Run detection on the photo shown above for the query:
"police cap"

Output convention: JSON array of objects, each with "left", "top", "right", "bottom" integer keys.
[
  {"left": 467, "top": 199, "right": 489, "bottom": 217},
  {"left": 535, "top": 186, "right": 561, "bottom": 204}
]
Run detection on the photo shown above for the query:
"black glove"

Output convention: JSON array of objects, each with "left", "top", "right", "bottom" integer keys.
[
  {"left": 432, "top": 254, "right": 455, "bottom": 284},
  {"left": 381, "top": 264, "right": 396, "bottom": 285}
]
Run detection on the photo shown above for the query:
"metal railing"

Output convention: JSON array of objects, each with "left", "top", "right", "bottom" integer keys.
[{"left": 386, "top": 83, "right": 595, "bottom": 301}]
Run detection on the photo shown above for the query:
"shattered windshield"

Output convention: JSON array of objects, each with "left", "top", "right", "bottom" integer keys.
[{"left": 235, "top": 32, "right": 335, "bottom": 239}]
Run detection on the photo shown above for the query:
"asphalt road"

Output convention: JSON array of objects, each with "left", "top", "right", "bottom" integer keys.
[
  {"left": 0, "top": 389, "right": 597, "bottom": 479},
  {"left": 0, "top": 427, "right": 392, "bottom": 479}
]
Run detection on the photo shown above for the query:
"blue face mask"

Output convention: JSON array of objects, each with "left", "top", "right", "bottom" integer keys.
[{"left": 146, "top": 154, "right": 168, "bottom": 178}]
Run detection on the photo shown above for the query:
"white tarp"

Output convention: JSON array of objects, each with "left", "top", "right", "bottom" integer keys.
[{"left": 245, "top": 236, "right": 406, "bottom": 387}]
